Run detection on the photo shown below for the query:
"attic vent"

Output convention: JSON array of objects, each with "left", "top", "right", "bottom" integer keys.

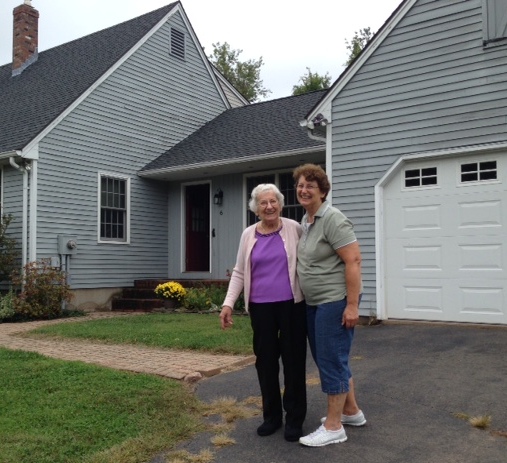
[{"left": 170, "top": 27, "right": 185, "bottom": 60}]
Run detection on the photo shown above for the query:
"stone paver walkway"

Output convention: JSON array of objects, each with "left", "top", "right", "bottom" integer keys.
[{"left": 0, "top": 312, "right": 254, "bottom": 381}]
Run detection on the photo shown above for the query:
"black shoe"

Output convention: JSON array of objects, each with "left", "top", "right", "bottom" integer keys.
[
  {"left": 257, "top": 420, "right": 282, "bottom": 436},
  {"left": 284, "top": 424, "right": 303, "bottom": 442}
]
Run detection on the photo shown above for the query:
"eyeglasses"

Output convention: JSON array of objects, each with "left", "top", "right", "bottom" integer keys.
[
  {"left": 259, "top": 199, "right": 278, "bottom": 208},
  {"left": 295, "top": 183, "right": 319, "bottom": 191}
]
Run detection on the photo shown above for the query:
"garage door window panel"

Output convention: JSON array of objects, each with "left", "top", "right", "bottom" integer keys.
[
  {"left": 460, "top": 161, "right": 498, "bottom": 183},
  {"left": 404, "top": 167, "right": 438, "bottom": 188}
]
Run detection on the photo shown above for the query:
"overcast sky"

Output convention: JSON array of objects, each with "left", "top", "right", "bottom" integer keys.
[{"left": 0, "top": 0, "right": 402, "bottom": 100}]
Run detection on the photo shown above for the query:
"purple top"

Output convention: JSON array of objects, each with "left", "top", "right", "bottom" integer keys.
[{"left": 250, "top": 227, "right": 293, "bottom": 303}]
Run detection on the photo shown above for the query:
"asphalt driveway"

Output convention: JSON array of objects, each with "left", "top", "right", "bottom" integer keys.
[{"left": 180, "top": 322, "right": 507, "bottom": 463}]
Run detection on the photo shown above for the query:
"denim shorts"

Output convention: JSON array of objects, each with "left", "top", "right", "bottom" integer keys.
[{"left": 306, "top": 298, "right": 355, "bottom": 394}]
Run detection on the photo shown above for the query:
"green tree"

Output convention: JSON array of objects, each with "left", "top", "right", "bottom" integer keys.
[
  {"left": 344, "top": 27, "right": 374, "bottom": 66},
  {"left": 209, "top": 42, "right": 270, "bottom": 102},
  {"left": 292, "top": 67, "right": 332, "bottom": 96}
]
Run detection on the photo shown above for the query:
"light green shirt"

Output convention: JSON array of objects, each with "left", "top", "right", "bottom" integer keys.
[{"left": 297, "top": 201, "right": 361, "bottom": 305}]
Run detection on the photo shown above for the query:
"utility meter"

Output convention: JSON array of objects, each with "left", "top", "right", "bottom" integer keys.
[{"left": 57, "top": 235, "right": 78, "bottom": 255}]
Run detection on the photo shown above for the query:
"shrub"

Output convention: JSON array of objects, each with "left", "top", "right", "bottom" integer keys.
[
  {"left": 183, "top": 284, "right": 245, "bottom": 312},
  {"left": 0, "top": 289, "right": 16, "bottom": 322},
  {"left": 183, "top": 287, "right": 214, "bottom": 311},
  {"left": 11, "top": 259, "right": 73, "bottom": 319}
]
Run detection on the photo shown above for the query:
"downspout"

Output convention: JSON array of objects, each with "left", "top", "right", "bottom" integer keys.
[
  {"left": 9, "top": 157, "right": 29, "bottom": 268},
  {"left": 29, "top": 159, "right": 37, "bottom": 262}
]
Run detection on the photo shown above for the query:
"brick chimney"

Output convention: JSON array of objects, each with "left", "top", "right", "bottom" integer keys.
[{"left": 12, "top": 0, "right": 39, "bottom": 76}]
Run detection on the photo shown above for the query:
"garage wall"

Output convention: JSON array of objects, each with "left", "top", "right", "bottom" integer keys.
[{"left": 329, "top": 0, "right": 507, "bottom": 316}]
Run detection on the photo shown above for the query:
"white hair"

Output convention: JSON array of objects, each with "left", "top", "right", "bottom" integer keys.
[{"left": 248, "top": 183, "right": 285, "bottom": 213}]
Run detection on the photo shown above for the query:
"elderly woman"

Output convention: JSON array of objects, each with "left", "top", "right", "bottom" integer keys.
[
  {"left": 293, "top": 164, "right": 366, "bottom": 447},
  {"left": 220, "top": 183, "right": 307, "bottom": 442}
]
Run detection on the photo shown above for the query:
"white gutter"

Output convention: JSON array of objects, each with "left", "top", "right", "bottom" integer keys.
[
  {"left": 138, "top": 147, "right": 324, "bottom": 178},
  {"left": 9, "top": 157, "right": 29, "bottom": 268}
]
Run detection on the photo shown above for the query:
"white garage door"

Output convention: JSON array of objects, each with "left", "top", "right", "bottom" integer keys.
[{"left": 383, "top": 154, "right": 507, "bottom": 324}]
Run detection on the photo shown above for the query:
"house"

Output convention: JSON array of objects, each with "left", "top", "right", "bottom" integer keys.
[
  {"left": 302, "top": 0, "right": 507, "bottom": 325},
  {"left": 0, "top": 1, "right": 325, "bottom": 310}
]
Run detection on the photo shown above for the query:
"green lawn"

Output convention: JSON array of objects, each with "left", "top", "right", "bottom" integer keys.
[
  {"left": 0, "top": 348, "right": 204, "bottom": 463},
  {"left": 1, "top": 312, "right": 254, "bottom": 462},
  {"left": 26, "top": 313, "right": 254, "bottom": 355}
]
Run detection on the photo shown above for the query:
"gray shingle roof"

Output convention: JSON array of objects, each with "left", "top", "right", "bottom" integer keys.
[
  {"left": 0, "top": 3, "right": 177, "bottom": 153},
  {"left": 141, "top": 90, "right": 326, "bottom": 172}
]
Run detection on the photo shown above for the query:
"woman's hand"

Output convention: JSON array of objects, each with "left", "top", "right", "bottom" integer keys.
[
  {"left": 342, "top": 303, "right": 359, "bottom": 329},
  {"left": 220, "top": 306, "right": 234, "bottom": 330}
]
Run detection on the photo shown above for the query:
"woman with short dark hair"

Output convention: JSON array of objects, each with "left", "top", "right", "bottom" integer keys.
[{"left": 293, "top": 164, "right": 366, "bottom": 447}]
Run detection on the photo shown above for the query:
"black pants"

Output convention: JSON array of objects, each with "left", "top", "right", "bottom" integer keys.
[{"left": 249, "top": 299, "right": 307, "bottom": 428}]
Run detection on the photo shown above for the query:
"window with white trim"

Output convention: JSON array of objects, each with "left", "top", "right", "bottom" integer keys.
[
  {"left": 99, "top": 174, "right": 129, "bottom": 242},
  {"left": 170, "top": 27, "right": 185, "bottom": 60},
  {"left": 483, "top": 0, "right": 507, "bottom": 47},
  {"left": 460, "top": 160, "right": 497, "bottom": 183},
  {"left": 404, "top": 167, "right": 438, "bottom": 188}
]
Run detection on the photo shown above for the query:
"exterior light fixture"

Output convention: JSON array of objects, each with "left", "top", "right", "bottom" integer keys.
[{"left": 214, "top": 188, "right": 223, "bottom": 205}]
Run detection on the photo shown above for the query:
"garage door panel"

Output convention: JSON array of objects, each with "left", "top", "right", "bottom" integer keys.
[
  {"left": 458, "top": 241, "right": 504, "bottom": 272},
  {"left": 387, "top": 236, "right": 506, "bottom": 279},
  {"left": 386, "top": 278, "right": 506, "bottom": 323},
  {"left": 457, "top": 198, "right": 502, "bottom": 230},
  {"left": 385, "top": 238, "right": 447, "bottom": 278},
  {"left": 385, "top": 199, "right": 447, "bottom": 238},
  {"left": 458, "top": 285, "right": 505, "bottom": 316},
  {"left": 386, "top": 278, "right": 444, "bottom": 321},
  {"left": 386, "top": 194, "right": 504, "bottom": 239}
]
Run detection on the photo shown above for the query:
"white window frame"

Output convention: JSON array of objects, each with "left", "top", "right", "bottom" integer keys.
[{"left": 97, "top": 172, "right": 130, "bottom": 244}]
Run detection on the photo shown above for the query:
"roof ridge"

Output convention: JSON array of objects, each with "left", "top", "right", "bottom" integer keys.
[
  {"left": 35, "top": 3, "right": 178, "bottom": 61},
  {"left": 228, "top": 89, "right": 328, "bottom": 112}
]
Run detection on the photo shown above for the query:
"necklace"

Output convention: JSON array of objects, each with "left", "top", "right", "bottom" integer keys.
[{"left": 258, "top": 219, "right": 281, "bottom": 234}]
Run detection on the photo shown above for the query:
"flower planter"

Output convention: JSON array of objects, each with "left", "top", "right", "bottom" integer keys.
[{"left": 163, "top": 299, "right": 177, "bottom": 309}]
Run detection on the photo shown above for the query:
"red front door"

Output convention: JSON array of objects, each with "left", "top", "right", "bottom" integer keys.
[{"left": 185, "top": 184, "right": 210, "bottom": 272}]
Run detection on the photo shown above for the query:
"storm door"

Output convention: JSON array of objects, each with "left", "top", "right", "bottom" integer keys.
[{"left": 185, "top": 184, "right": 210, "bottom": 272}]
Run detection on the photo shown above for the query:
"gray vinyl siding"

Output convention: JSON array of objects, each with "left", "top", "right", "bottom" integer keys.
[
  {"left": 210, "top": 173, "right": 246, "bottom": 277},
  {"left": 34, "top": 11, "right": 227, "bottom": 289},
  {"left": 330, "top": 0, "right": 507, "bottom": 309},
  {"left": 219, "top": 81, "right": 247, "bottom": 108}
]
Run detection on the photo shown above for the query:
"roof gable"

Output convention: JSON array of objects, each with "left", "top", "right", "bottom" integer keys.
[
  {"left": 304, "top": 0, "right": 414, "bottom": 123},
  {"left": 0, "top": 3, "right": 180, "bottom": 154}
]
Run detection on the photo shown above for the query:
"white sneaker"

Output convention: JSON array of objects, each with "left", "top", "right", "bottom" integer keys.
[
  {"left": 299, "top": 425, "right": 347, "bottom": 447},
  {"left": 320, "top": 410, "right": 367, "bottom": 426}
]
